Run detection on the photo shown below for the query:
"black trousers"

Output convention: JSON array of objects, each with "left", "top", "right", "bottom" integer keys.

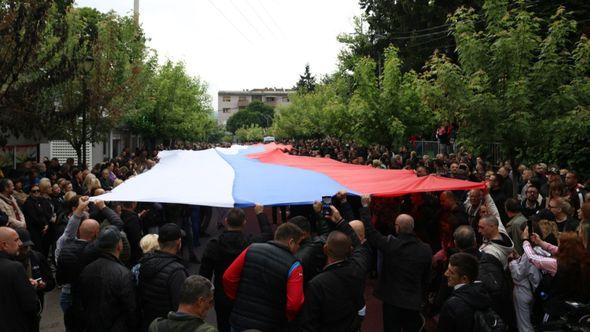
[
  {"left": 215, "top": 292, "right": 233, "bottom": 332},
  {"left": 382, "top": 303, "right": 424, "bottom": 332}
]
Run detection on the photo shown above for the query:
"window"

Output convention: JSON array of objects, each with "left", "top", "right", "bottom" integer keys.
[
  {"left": 222, "top": 108, "right": 231, "bottom": 113},
  {"left": 266, "top": 96, "right": 276, "bottom": 102},
  {"left": 238, "top": 96, "right": 248, "bottom": 102},
  {"left": 222, "top": 95, "right": 231, "bottom": 102},
  {"left": 282, "top": 97, "right": 290, "bottom": 102}
]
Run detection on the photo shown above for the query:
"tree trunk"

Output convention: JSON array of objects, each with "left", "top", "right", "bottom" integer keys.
[{"left": 74, "top": 144, "right": 82, "bottom": 167}]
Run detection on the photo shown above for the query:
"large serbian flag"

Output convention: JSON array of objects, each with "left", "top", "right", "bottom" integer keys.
[{"left": 93, "top": 143, "right": 484, "bottom": 207}]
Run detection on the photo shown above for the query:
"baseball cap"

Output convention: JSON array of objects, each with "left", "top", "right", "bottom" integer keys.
[
  {"left": 15, "top": 228, "right": 34, "bottom": 247},
  {"left": 547, "top": 166, "right": 559, "bottom": 174},
  {"left": 159, "top": 223, "right": 184, "bottom": 242}
]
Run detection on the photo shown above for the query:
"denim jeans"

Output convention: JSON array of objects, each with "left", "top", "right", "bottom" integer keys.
[{"left": 60, "top": 285, "right": 72, "bottom": 332}]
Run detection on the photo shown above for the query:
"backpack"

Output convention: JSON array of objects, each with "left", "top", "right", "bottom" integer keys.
[{"left": 472, "top": 307, "right": 508, "bottom": 332}]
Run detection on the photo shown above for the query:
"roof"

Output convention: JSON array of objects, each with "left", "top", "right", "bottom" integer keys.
[{"left": 218, "top": 89, "right": 294, "bottom": 96}]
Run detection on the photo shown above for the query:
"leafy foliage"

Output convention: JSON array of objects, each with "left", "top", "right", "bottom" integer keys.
[
  {"left": 421, "top": 1, "right": 590, "bottom": 174},
  {"left": 225, "top": 101, "right": 274, "bottom": 134},
  {"left": 274, "top": 47, "right": 437, "bottom": 145},
  {"left": 124, "top": 60, "right": 217, "bottom": 143},
  {"left": 0, "top": 0, "right": 74, "bottom": 144},
  {"left": 41, "top": 7, "right": 148, "bottom": 163},
  {"left": 235, "top": 124, "right": 265, "bottom": 142},
  {"left": 294, "top": 63, "right": 316, "bottom": 93}
]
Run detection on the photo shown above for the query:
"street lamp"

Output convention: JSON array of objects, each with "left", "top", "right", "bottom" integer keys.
[{"left": 81, "top": 55, "right": 94, "bottom": 169}]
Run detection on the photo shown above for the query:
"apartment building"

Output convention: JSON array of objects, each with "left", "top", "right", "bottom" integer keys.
[{"left": 217, "top": 88, "right": 293, "bottom": 125}]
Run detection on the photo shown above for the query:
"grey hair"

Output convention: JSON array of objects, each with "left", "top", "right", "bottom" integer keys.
[
  {"left": 178, "top": 275, "right": 214, "bottom": 304},
  {"left": 480, "top": 215, "right": 499, "bottom": 227}
]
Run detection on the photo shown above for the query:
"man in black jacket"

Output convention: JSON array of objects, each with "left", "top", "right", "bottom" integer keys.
[
  {"left": 290, "top": 215, "right": 326, "bottom": 286},
  {"left": 22, "top": 184, "right": 53, "bottom": 256},
  {"left": 15, "top": 228, "right": 55, "bottom": 331},
  {"left": 300, "top": 223, "right": 372, "bottom": 332},
  {"left": 0, "top": 226, "right": 40, "bottom": 332},
  {"left": 199, "top": 206, "right": 272, "bottom": 332},
  {"left": 138, "top": 223, "right": 190, "bottom": 332},
  {"left": 121, "top": 201, "right": 143, "bottom": 266},
  {"left": 79, "top": 226, "right": 137, "bottom": 331},
  {"left": 361, "top": 195, "right": 432, "bottom": 332},
  {"left": 57, "top": 218, "right": 101, "bottom": 330},
  {"left": 438, "top": 253, "right": 492, "bottom": 332}
]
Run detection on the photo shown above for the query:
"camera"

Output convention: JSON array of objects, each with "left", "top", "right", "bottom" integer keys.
[{"left": 321, "top": 196, "right": 332, "bottom": 217}]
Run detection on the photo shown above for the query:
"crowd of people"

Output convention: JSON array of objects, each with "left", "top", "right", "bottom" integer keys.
[{"left": 0, "top": 140, "right": 589, "bottom": 332}]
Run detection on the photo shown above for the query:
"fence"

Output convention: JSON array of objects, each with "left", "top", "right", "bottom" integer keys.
[{"left": 408, "top": 141, "right": 502, "bottom": 164}]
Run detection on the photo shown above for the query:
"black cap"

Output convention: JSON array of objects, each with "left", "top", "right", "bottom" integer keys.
[
  {"left": 547, "top": 166, "right": 559, "bottom": 174},
  {"left": 159, "top": 223, "right": 184, "bottom": 242},
  {"left": 15, "top": 228, "right": 34, "bottom": 247},
  {"left": 96, "top": 226, "right": 122, "bottom": 251}
]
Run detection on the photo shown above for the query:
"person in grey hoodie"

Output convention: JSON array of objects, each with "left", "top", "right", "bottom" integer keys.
[
  {"left": 509, "top": 248, "right": 542, "bottom": 332},
  {"left": 478, "top": 216, "right": 514, "bottom": 269}
]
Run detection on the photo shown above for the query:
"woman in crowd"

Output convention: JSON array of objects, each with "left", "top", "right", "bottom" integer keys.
[{"left": 522, "top": 228, "right": 590, "bottom": 320}]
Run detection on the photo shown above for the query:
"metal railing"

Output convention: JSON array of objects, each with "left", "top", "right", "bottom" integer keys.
[{"left": 408, "top": 141, "right": 502, "bottom": 164}]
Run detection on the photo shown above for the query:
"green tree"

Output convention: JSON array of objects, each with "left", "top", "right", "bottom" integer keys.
[
  {"left": 274, "top": 47, "right": 437, "bottom": 145},
  {"left": 45, "top": 7, "right": 148, "bottom": 164},
  {"left": 358, "top": 0, "right": 483, "bottom": 72},
  {"left": 422, "top": 0, "right": 590, "bottom": 178},
  {"left": 294, "top": 63, "right": 316, "bottom": 93},
  {"left": 0, "top": 0, "right": 74, "bottom": 144},
  {"left": 273, "top": 73, "right": 352, "bottom": 139},
  {"left": 125, "top": 60, "right": 217, "bottom": 146},
  {"left": 235, "top": 124, "right": 265, "bottom": 142},
  {"left": 225, "top": 100, "right": 274, "bottom": 133}
]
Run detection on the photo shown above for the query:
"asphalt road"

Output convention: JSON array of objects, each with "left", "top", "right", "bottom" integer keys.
[{"left": 40, "top": 207, "right": 386, "bottom": 331}]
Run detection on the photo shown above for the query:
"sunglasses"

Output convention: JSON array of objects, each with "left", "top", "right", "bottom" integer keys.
[{"left": 30, "top": 189, "right": 40, "bottom": 193}]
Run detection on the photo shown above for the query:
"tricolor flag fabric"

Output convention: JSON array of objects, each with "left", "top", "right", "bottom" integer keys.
[{"left": 94, "top": 143, "right": 485, "bottom": 207}]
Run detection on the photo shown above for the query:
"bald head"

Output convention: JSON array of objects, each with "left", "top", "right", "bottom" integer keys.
[
  {"left": 78, "top": 219, "right": 100, "bottom": 241},
  {"left": 93, "top": 188, "right": 106, "bottom": 196},
  {"left": 349, "top": 220, "right": 365, "bottom": 243},
  {"left": 453, "top": 225, "right": 476, "bottom": 250},
  {"left": 0, "top": 227, "right": 14, "bottom": 240},
  {"left": 395, "top": 214, "right": 414, "bottom": 234},
  {"left": 325, "top": 231, "right": 351, "bottom": 261},
  {"left": 0, "top": 226, "right": 21, "bottom": 255}
]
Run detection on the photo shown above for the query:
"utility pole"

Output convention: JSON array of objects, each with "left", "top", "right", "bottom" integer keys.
[{"left": 134, "top": 0, "right": 139, "bottom": 25}]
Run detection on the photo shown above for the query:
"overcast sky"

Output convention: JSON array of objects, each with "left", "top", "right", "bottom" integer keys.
[{"left": 76, "top": 0, "right": 362, "bottom": 109}]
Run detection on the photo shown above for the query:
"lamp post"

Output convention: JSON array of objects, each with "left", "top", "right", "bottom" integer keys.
[
  {"left": 81, "top": 55, "right": 94, "bottom": 169},
  {"left": 261, "top": 113, "right": 272, "bottom": 135}
]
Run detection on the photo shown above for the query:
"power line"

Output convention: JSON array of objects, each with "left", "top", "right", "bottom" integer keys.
[
  {"left": 253, "top": 0, "right": 286, "bottom": 37},
  {"left": 226, "top": 0, "right": 265, "bottom": 39},
  {"left": 205, "top": 0, "right": 254, "bottom": 44},
  {"left": 388, "top": 29, "right": 451, "bottom": 41},
  {"left": 385, "top": 22, "right": 452, "bottom": 36},
  {"left": 242, "top": 0, "right": 278, "bottom": 38},
  {"left": 402, "top": 34, "right": 452, "bottom": 48}
]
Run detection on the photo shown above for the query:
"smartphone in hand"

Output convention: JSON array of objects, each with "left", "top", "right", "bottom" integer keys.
[{"left": 321, "top": 196, "right": 332, "bottom": 217}]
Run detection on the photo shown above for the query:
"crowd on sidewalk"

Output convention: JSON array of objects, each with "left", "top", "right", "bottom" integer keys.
[{"left": 0, "top": 140, "right": 589, "bottom": 332}]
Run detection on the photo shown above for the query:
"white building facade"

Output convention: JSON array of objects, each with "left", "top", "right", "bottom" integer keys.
[{"left": 217, "top": 88, "right": 293, "bottom": 125}]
